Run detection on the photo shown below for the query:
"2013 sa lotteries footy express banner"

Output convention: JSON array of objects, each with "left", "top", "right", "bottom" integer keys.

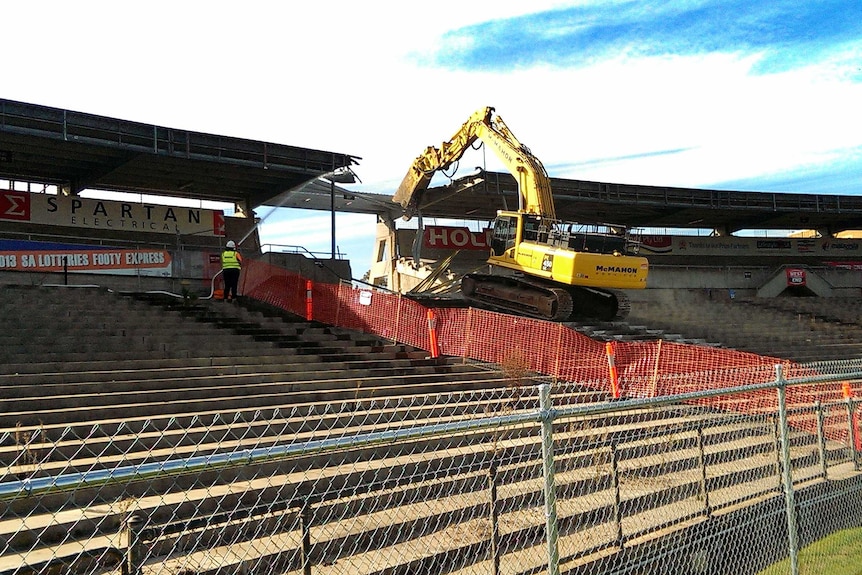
[{"left": 0, "top": 240, "right": 172, "bottom": 276}]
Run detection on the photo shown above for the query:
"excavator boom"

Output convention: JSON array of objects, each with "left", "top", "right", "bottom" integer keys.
[{"left": 394, "top": 107, "right": 556, "bottom": 220}]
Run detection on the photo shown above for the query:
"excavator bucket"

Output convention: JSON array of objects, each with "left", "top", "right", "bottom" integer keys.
[{"left": 393, "top": 165, "right": 434, "bottom": 217}]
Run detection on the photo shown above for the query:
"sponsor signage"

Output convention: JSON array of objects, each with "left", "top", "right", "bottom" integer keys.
[
  {"left": 824, "top": 261, "right": 862, "bottom": 271},
  {"left": 0, "top": 190, "right": 224, "bottom": 237},
  {"left": 786, "top": 268, "right": 806, "bottom": 286},
  {"left": 0, "top": 240, "right": 172, "bottom": 276},
  {"left": 423, "top": 226, "right": 490, "bottom": 251},
  {"left": 418, "top": 230, "right": 862, "bottom": 258},
  {"left": 640, "top": 235, "right": 862, "bottom": 257},
  {"left": 0, "top": 191, "right": 30, "bottom": 220}
]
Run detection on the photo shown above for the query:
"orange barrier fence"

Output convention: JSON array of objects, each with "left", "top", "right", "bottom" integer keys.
[{"left": 240, "top": 260, "right": 850, "bottom": 415}]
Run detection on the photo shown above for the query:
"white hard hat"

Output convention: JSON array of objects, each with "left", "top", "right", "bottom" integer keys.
[{"left": 226, "top": 240, "right": 236, "bottom": 249}]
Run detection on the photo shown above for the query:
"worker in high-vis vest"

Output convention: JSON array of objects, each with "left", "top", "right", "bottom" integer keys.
[{"left": 220, "top": 240, "right": 243, "bottom": 302}]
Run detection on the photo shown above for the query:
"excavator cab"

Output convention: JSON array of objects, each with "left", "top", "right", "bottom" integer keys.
[{"left": 490, "top": 215, "right": 517, "bottom": 256}]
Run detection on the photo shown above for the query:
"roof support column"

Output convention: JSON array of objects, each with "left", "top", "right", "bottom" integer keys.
[{"left": 233, "top": 200, "right": 251, "bottom": 218}]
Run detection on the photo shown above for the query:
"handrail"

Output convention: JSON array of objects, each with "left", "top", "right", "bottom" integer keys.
[{"left": 260, "top": 243, "right": 345, "bottom": 260}]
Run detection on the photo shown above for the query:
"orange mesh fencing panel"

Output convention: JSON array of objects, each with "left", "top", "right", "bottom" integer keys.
[
  {"left": 433, "top": 308, "right": 470, "bottom": 358},
  {"left": 549, "top": 325, "right": 612, "bottom": 389},
  {"left": 390, "top": 297, "right": 433, "bottom": 350},
  {"left": 443, "top": 308, "right": 542, "bottom": 366},
  {"left": 240, "top": 260, "right": 858, "bottom": 446},
  {"left": 435, "top": 308, "right": 610, "bottom": 388},
  {"left": 241, "top": 259, "right": 306, "bottom": 316},
  {"left": 610, "top": 340, "right": 787, "bottom": 414},
  {"left": 309, "top": 284, "right": 433, "bottom": 351},
  {"left": 308, "top": 282, "right": 341, "bottom": 326}
]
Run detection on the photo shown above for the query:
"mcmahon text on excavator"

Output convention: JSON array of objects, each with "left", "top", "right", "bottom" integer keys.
[{"left": 393, "top": 106, "right": 649, "bottom": 322}]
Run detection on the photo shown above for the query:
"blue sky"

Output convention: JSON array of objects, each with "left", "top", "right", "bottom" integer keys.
[{"left": 4, "top": 1, "right": 862, "bottom": 272}]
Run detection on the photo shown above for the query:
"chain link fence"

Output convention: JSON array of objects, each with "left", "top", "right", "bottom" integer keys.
[{"left": 3, "top": 363, "right": 862, "bottom": 575}]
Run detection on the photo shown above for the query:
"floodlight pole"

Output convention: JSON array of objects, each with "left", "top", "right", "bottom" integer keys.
[{"left": 330, "top": 176, "right": 336, "bottom": 259}]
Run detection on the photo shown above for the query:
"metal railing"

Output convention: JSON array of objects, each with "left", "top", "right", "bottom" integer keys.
[{"left": 3, "top": 363, "right": 862, "bottom": 574}]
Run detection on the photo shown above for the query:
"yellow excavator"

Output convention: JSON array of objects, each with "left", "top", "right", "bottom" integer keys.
[{"left": 393, "top": 106, "right": 648, "bottom": 322}]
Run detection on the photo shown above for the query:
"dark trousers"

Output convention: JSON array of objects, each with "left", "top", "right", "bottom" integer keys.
[{"left": 223, "top": 268, "right": 240, "bottom": 300}]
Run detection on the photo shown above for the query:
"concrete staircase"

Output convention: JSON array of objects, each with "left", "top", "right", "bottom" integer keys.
[
  {"left": 1, "top": 285, "right": 856, "bottom": 575},
  {"left": 623, "top": 294, "right": 862, "bottom": 362},
  {"left": 0, "top": 284, "right": 534, "bottom": 573}
]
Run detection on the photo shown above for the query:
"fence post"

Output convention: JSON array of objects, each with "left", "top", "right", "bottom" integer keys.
[
  {"left": 553, "top": 323, "right": 563, "bottom": 380},
  {"left": 611, "top": 443, "right": 624, "bottom": 547},
  {"left": 605, "top": 342, "right": 620, "bottom": 399},
  {"left": 123, "top": 513, "right": 145, "bottom": 575},
  {"left": 426, "top": 309, "right": 440, "bottom": 359},
  {"left": 771, "top": 415, "right": 782, "bottom": 486},
  {"left": 775, "top": 365, "right": 799, "bottom": 575},
  {"left": 815, "top": 401, "right": 828, "bottom": 480},
  {"left": 488, "top": 461, "right": 501, "bottom": 575},
  {"left": 539, "top": 383, "right": 561, "bottom": 575},
  {"left": 649, "top": 339, "right": 663, "bottom": 397},
  {"left": 462, "top": 307, "right": 475, "bottom": 364},
  {"left": 305, "top": 280, "right": 313, "bottom": 321},
  {"left": 846, "top": 396, "right": 860, "bottom": 471},
  {"left": 300, "top": 502, "right": 312, "bottom": 575},
  {"left": 696, "top": 426, "right": 711, "bottom": 517},
  {"left": 843, "top": 381, "right": 860, "bottom": 470}
]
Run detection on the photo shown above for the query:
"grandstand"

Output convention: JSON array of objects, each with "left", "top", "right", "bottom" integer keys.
[{"left": 3, "top": 98, "right": 862, "bottom": 574}]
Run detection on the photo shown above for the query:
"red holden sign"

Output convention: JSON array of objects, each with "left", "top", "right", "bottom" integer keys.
[
  {"left": 424, "top": 226, "right": 490, "bottom": 251},
  {"left": 786, "top": 268, "right": 806, "bottom": 286}
]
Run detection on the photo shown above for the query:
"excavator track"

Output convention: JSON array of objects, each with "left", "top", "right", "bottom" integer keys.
[
  {"left": 567, "top": 286, "right": 630, "bottom": 321},
  {"left": 461, "top": 273, "right": 572, "bottom": 321},
  {"left": 461, "top": 273, "right": 629, "bottom": 322}
]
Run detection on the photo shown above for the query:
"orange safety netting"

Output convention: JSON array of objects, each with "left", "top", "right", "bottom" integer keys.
[{"left": 240, "top": 259, "right": 855, "bottom": 436}]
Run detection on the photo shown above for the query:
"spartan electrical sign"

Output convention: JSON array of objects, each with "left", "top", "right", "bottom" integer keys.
[{"left": 0, "top": 190, "right": 225, "bottom": 237}]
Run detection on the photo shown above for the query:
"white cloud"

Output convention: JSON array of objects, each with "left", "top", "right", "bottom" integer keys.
[
  {"left": 258, "top": 210, "right": 377, "bottom": 263},
  {"left": 4, "top": 1, "right": 862, "bottom": 272}
]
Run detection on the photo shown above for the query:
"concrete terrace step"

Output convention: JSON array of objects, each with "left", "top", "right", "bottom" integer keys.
[
  {"left": 1, "top": 367, "right": 514, "bottom": 428},
  {"left": 0, "top": 361, "right": 495, "bottom": 410},
  {"left": 0, "top": 345, "right": 429, "bottom": 377},
  {"left": 4, "top": 285, "right": 389, "bottom": 351},
  {"left": 1, "top": 384, "right": 602, "bottom": 457},
  {"left": 0, "top": 379, "right": 524, "bottom": 472},
  {"left": 0, "top": 343, "right": 283, "bottom": 364},
  {"left": 0, "top": 353, "right": 438, "bottom": 386},
  {"left": 126, "top": 294, "right": 397, "bottom": 348},
  {"left": 3, "top": 329, "right": 398, "bottom": 365},
  {"left": 0, "top": 373, "right": 513, "bottom": 428},
  {"left": 0, "top": 344, "right": 421, "bottom": 368},
  {"left": 8, "top": 388, "right": 604, "bottom": 457},
  {"left": 0, "top": 284, "right": 623, "bottom": 574}
]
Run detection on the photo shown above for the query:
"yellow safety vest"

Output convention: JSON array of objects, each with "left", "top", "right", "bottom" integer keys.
[{"left": 221, "top": 250, "right": 242, "bottom": 269}]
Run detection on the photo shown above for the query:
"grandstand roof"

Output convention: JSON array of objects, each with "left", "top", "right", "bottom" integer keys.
[
  {"left": 277, "top": 170, "right": 862, "bottom": 235},
  {"left": 3, "top": 98, "right": 862, "bottom": 235},
  {"left": 0, "top": 98, "right": 360, "bottom": 209}
]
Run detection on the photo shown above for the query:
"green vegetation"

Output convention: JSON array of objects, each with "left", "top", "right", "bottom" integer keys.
[{"left": 759, "top": 528, "right": 862, "bottom": 575}]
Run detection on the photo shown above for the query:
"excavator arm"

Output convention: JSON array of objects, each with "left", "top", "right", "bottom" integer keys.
[{"left": 393, "top": 106, "right": 556, "bottom": 220}]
